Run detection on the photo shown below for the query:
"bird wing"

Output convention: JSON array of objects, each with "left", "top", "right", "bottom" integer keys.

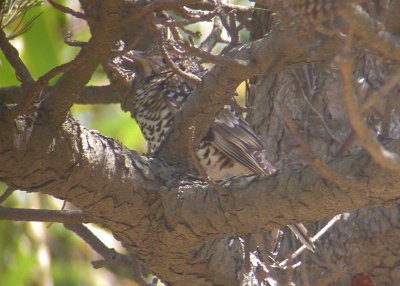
[{"left": 208, "top": 106, "right": 276, "bottom": 176}]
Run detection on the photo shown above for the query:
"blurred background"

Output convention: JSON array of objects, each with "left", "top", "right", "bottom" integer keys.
[{"left": 0, "top": 0, "right": 250, "bottom": 285}]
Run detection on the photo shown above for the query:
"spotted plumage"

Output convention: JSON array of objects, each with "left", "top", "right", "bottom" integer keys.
[
  {"left": 129, "top": 49, "right": 276, "bottom": 180},
  {"left": 128, "top": 48, "right": 316, "bottom": 252}
]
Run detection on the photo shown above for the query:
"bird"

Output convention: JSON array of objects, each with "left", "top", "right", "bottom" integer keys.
[{"left": 126, "top": 46, "right": 317, "bottom": 253}]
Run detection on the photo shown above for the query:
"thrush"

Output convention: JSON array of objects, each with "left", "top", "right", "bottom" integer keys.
[{"left": 126, "top": 47, "right": 316, "bottom": 253}]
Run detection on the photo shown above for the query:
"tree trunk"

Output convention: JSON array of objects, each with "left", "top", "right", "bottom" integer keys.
[{"left": 245, "top": 2, "right": 400, "bottom": 284}]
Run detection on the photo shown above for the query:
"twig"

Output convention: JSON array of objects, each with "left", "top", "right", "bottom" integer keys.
[
  {"left": 161, "top": 9, "right": 218, "bottom": 27},
  {"left": 64, "top": 223, "right": 126, "bottom": 263},
  {"left": 199, "top": 17, "right": 225, "bottom": 52},
  {"left": 160, "top": 29, "right": 202, "bottom": 85},
  {"left": 47, "top": 0, "right": 85, "bottom": 19},
  {"left": 282, "top": 105, "right": 347, "bottom": 185},
  {"left": 0, "top": 85, "right": 122, "bottom": 105},
  {"left": 64, "top": 223, "right": 153, "bottom": 286},
  {"left": 65, "top": 31, "right": 87, "bottom": 47},
  {"left": 0, "top": 206, "right": 93, "bottom": 223},
  {"left": 8, "top": 61, "right": 78, "bottom": 117},
  {"left": 360, "top": 69, "right": 400, "bottom": 114},
  {"left": 0, "top": 187, "right": 15, "bottom": 204},
  {"left": 279, "top": 214, "right": 342, "bottom": 268},
  {"left": 0, "top": 28, "right": 34, "bottom": 87},
  {"left": 335, "top": 131, "right": 356, "bottom": 156},
  {"left": 144, "top": 0, "right": 256, "bottom": 14},
  {"left": 380, "top": 96, "right": 392, "bottom": 138},
  {"left": 292, "top": 70, "right": 343, "bottom": 144},
  {"left": 342, "top": 4, "right": 400, "bottom": 62},
  {"left": 335, "top": 69, "right": 400, "bottom": 155},
  {"left": 47, "top": 200, "right": 67, "bottom": 229},
  {"left": 168, "top": 25, "right": 248, "bottom": 67},
  {"left": 337, "top": 26, "right": 400, "bottom": 171},
  {"left": 225, "top": 10, "right": 240, "bottom": 48}
]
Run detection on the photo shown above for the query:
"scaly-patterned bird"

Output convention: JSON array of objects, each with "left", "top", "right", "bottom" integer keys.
[{"left": 126, "top": 47, "right": 316, "bottom": 253}]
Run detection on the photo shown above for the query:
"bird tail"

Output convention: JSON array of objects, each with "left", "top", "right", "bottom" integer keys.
[{"left": 287, "top": 223, "right": 317, "bottom": 253}]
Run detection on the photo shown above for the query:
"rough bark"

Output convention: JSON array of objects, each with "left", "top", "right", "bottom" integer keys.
[
  {"left": 1, "top": 1, "right": 400, "bottom": 285},
  {"left": 246, "top": 1, "right": 400, "bottom": 284}
]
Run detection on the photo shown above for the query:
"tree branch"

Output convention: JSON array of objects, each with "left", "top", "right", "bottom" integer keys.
[
  {"left": 64, "top": 223, "right": 152, "bottom": 286},
  {"left": 2, "top": 107, "right": 400, "bottom": 284},
  {"left": 2, "top": 1, "right": 400, "bottom": 285},
  {"left": 0, "top": 85, "right": 122, "bottom": 105},
  {"left": 337, "top": 28, "right": 400, "bottom": 171},
  {"left": 158, "top": 23, "right": 338, "bottom": 163},
  {"left": 39, "top": 1, "right": 123, "bottom": 126},
  {"left": 345, "top": 5, "right": 400, "bottom": 62},
  {"left": 47, "top": 0, "right": 86, "bottom": 19},
  {"left": 0, "top": 28, "right": 34, "bottom": 87},
  {"left": 158, "top": 1, "right": 400, "bottom": 166},
  {"left": 0, "top": 206, "right": 93, "bottom": 223},
  {"left": 0, "top": 187, "right": 15, "bottom": 204}
]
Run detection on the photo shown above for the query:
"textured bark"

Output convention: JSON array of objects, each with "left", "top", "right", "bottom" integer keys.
[
  {"left": 1, "top": 1, "right": 400, "bottom": 285},
  {"left": 245, "top": 1, "right": 400, "bottom": 284}
]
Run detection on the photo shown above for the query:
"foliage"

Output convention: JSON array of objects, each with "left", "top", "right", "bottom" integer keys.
[
  {"left": 0, "top": 1, "right": 145, "bottom": 285},
  {"left": 0, "top": 0, "right": 43, "bottom": 39}
]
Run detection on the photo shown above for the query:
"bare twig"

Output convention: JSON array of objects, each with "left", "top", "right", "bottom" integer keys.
[
  {"left": 337, "top": 26, "right": 400, "bottom": 171},
  {"left": 0, "top": 85, "right": 122, "bottom": 105},
  {"left": 64, "top": 223, "right": 153, "bottom": 286},
  {"left": 292, "top": 70, "right": 343, "bottom": 144},
  {"left": 64, "top": 31, "right": 86, "bottom": 47},
  {"left": 342, "top": 4, "right": 400, "bottom": 62},
  {"left": 168, "top": 25, "right": 248, "bottom": 67},
  {"left": 160, "top": 29, "right": 202, "bottom": 85},
  {"left": 6, "top": 60, "right": 78, "bottom": 117},
  {"left": 199, "top": 17, "right": 225, "bottom": 52},
  {"left": 161, "top": 9, "right": 218, "bottom": 27},
  {"left": 0, "top": 206, "right": 93, "bottom": 223},
  {"left": 282, "top": 106, "right": 347, "bottom": 185},
  {"left": 225, "top": 10, "right": 240, "bottom": 48},
  {"left": 335, "top": 131, "right": 356, "bottom": 156},
  {"left": 143, "top": 0, "right": 255, "bottom": 14},
  {"left": 64, "top": 223, "right": 126, "bottom": 263},
  {"left": 279, "top": 214, "right": 342, "bottom": 268},
  {"left": 381, "top": 97, "right": 392, "bottom": 138},
  {"left": 47, "top": 0, "right": 85, "bottom": 19},
  {"left": 0, "top": 187, "right": 15, "bottom": 204},
  {"left": 360, "top": 70, "right": 400, "bottom": 114},
  {"left": 0, "top": 28, "right": 34, "bottom": 87}
]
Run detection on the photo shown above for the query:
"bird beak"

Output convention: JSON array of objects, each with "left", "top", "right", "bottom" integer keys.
[
  {"left": 123, "top": 50, "right": 147, "bottom": 63},
  {"left": 123, "top": 50, "right": 153, "bottom": 77}
]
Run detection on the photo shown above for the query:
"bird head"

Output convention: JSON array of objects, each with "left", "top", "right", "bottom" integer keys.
[{"left": 124, "top": 49, "right": 167, "bottom": 79}]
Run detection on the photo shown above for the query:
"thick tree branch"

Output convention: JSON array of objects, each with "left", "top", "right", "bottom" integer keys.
[
  {"left": 159, "top": 2, "right": 400, "bottom": 166},
  {"left": 1, "top": 110, "right": 400, "bottom": 284},
  {"left": 39, "top": 1, "right": 123, "bottom": 126},
  {"left": 159, "top": 26, "right": 328, "bottom": 163},
  {"left": 2, "top": 1, "right": 400, "bottom": 285}
]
